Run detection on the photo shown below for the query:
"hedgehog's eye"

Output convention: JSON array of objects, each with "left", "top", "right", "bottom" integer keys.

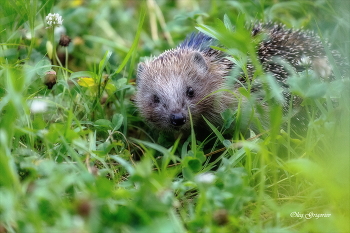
[
  {"left": 153, "top": 94, "right": 160, "bottom": 104},
  {"left": 186, "top": 87, "right": 195, "bottom": 98}
]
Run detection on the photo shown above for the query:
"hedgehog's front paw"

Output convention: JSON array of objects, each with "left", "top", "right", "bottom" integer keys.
[{"left": 312, "top": 57, "right": 332, "bottom": 79}]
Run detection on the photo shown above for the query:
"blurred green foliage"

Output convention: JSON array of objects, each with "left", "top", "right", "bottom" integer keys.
[{"left": 0, "top": 0, "right": 349, "bottom": 232}]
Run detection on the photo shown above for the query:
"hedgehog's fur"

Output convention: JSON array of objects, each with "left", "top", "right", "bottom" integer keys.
[{"left": 135, "top": 23, "right": 341, "bottom": 135}]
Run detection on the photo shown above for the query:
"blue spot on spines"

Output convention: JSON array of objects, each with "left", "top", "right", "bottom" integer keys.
[{"left": 178, "top": 32, "right": 214, "bottom": 51}]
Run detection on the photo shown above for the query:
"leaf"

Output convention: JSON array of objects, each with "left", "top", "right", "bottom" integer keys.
[
  {"left": 288, "top": 73, "right": 327, "bottom": 99},
  {"left": 238, "top": 87, "right": 250, "bottom": 98},
  {"left": 77, "top": 77, "right": 96, "bottom": 87},
  {"left": 112, "top": 113, "right": 123, "bottom": 131},
  {"left": 110, "top": 155, "right": 135, "bottom": 175},
  {"left": 195, "top": 151, "right": 206, "bottom": 163},
  {"left": 35, "top": 58, "right": 52, "bottom": 76},
  {"left": 99, "top": 50, "right": 112, "bottom": 75},
  {"left": 182, "top": 166, "right": 194, "bottom": 181},
  {"left": 94, "top": 119, "right": 112, "bottom": 128},
  {"left": 70, "top": 71, "right": 96, "bottom": 80},
  {"left": 185, "top": 157, "right": 202, "bottom": 173},
  {"left": 223, "top": 140, "right": 232, "bottom": 148},
  {"left": 105, "top": 82, "right": 117, "bottom": 95},
  {"left": 223, "top": 14, "right": 233, "bottom": 30},
  {"left": 305, "top": 83, "right": 327, "bottom": 99},
  {"left": 265, "top": 74, "right": 284, "bottom": 104},
  {"left": 188, "top": 159, "right": 201, "bottom": 172},
  {"left": 95, "top": 176, "right": 114, "bottom": 198},
  {"left": 133, "top": 156, "right": 152, "bottom": 179},
  {"left": 221, "top": 108, "right": 235, "bottom": 129},
  {"left": 116, "top": 77, "right": 127, "bottom": 89},
  {"left": 203, "top": 116, "right": 225, "bottom": 142}
]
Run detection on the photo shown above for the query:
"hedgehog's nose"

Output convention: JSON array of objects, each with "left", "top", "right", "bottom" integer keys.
[{"left": 170, "top": 113, "right": 186, "bottom": 126}]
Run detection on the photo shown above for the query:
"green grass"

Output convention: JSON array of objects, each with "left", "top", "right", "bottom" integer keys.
[{"left": 0, "top": 0, "right": 349, "bottom": 232}]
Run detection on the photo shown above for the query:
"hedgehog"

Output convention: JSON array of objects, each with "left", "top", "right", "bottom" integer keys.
[{"left": 135, "top": 23, "right": 341, "bottom": 136}]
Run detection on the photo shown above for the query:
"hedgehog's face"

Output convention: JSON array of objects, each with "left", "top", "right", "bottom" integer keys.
[{"left": 135, "top": 50, "right": 223, "bottom": 133}]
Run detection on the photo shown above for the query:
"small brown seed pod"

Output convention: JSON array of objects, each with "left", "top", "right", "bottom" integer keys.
[
  {"left": 59, "top": 34, "right": 71, "bottom": 47},
  {"left": 43, "top": 70, "right": 57, "bottom": 89}
]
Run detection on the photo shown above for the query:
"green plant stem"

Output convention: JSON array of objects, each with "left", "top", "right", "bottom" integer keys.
[{"left": 65, "top": 47, "right": 69, "bottom": 78}]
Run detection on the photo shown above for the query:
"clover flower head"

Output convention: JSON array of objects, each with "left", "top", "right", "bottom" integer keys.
[
  {"left": 30, "top": 99, "right": 48, "bottom": 113},
  {"left": 195, "top": 173, "right": 216, "bottom": 184},
  {"left": 46, "top": 13, "right": 63, "bottom": 28},
  {"left": 297, "top": 55, "right": 312, "bottom": 67}
]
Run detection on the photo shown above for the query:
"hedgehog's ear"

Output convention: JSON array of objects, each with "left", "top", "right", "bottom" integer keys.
[
  {"left": 191, "top": 52, "right": 208, "bottom": 74},
  {"left": 136, "top": 62, "right": 145, "bottom": 84}
]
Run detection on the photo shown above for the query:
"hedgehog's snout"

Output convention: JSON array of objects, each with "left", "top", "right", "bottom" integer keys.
[{"left": 170, "top": 112, "right": 186, "bottom": 127}]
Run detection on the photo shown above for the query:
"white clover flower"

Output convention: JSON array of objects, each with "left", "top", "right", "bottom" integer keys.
[
  {"left": 46, "top": 13, "right": 63, "bottom": 28},
  {"left": 195, "top": 173, "right": 216, "bottom": 184},
  {"left": 38, "top": 129, "right": 49, "bottom": 134},
  {"left": 30, "top": 99, "right": 48, "bottom": 113},
  {"left": 297, "top": 55, "right": 312, "bottom": 67}
]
